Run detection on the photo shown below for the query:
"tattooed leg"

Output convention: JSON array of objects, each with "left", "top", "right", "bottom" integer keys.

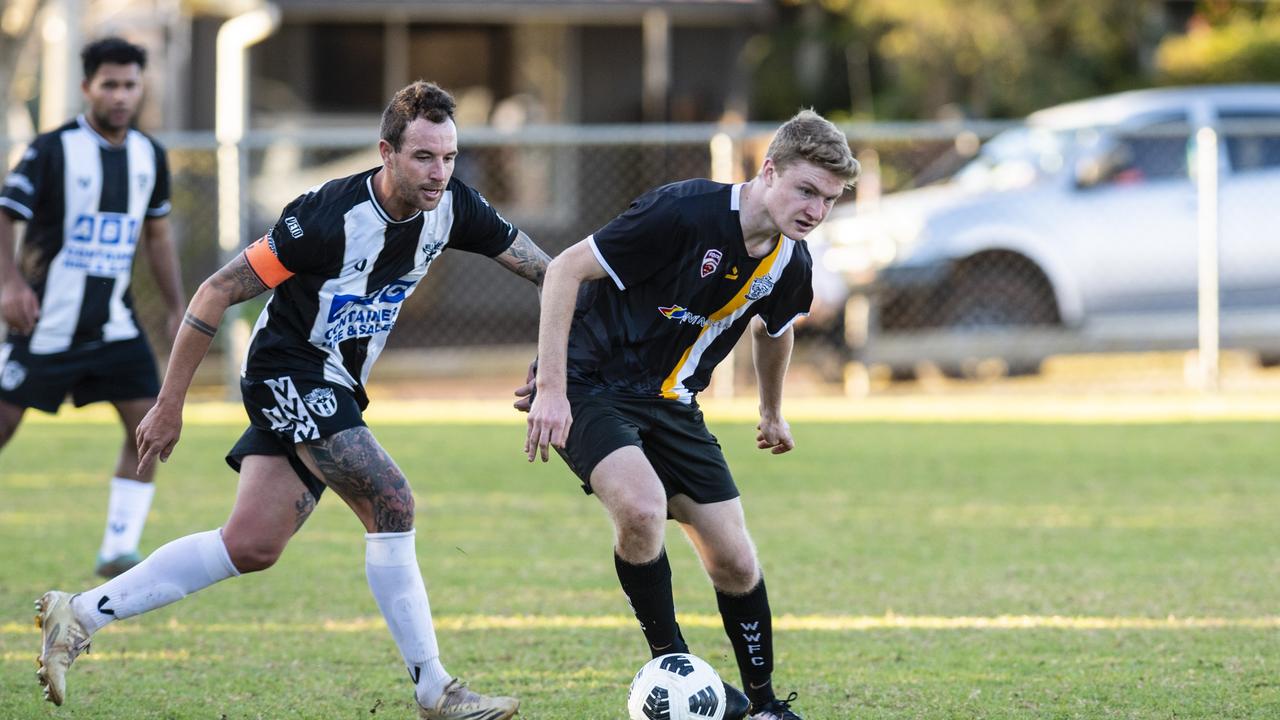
[
  {"left": 297, "top": 427, "right": 415, "bottom": 533},
  {"left": 221, "top": 454, "right": 316, "bottom": 573}
]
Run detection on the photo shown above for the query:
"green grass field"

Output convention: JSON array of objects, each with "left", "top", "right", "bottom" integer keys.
[{"left": 2, "top": 413, "right": 1279, "bottom": 718}]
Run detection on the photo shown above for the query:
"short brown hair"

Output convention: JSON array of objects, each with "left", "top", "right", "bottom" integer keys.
[
  {"left": 766, "top": 110, "right": 860, "bottom": 188},
  {"left": 380, "top": 81, "right": 456, "bottom": 151}
]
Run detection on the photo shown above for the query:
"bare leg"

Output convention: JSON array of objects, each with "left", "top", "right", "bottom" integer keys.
[
  {"left": 0, "top": 398, "right": 25, "bottom": 449},
  {"left": 94, "top": 398, "right": 165, "bottom": 575},
  {"left": 296, "top": 427, "right": 467, "bottom": 710},
  {"left": 296, "top": 426, "right": 414, "bottom": 533},
  {"left": 670, "top": 495, "right": 779, "bottom": 710},
  {"left": 110, "top": 398, "right": 154, "bottom": 481},
  {"left": 37, "top": 454, "right": 311, "bottom": 707}
]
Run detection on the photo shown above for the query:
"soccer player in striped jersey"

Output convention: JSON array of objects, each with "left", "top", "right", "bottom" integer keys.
[
  {"left": 521, "top": 111, "right": 859, "bottom": 720},
  {"left": 34, "top": 81, "right": 548, "bottom": 719},
  {"left": 0, "top": 37, "right": 184, "bottom": 579}
]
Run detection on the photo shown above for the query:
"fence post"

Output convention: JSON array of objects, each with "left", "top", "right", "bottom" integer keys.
[
  {"left": 1194, "top": 125, "right": 1220, "bottom": 392},
  {"left": 215, "top": 5, "right": 279, "bottom": 399},
  {"left": 709, "top": 131, "right": 738, "bottom": 399}
]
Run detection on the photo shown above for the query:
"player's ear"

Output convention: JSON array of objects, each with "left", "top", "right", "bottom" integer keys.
[
  {"left": 377, "top": 138, "right": 395, "bottom": 165},
  {"left": 761, "top": 158, "right": 776, "bottom": 187}
]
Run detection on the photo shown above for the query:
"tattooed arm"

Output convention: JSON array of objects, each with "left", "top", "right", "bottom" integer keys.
[
  {"left": 137, "top": 253, "right": 269, "bottom": 474},
  {"left": 492, "top": 231, "right": 552, "bottom": 287}
]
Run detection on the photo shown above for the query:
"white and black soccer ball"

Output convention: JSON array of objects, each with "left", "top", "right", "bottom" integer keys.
[{"left": 627, "top": 653, "right": 727, "bottom": 720}]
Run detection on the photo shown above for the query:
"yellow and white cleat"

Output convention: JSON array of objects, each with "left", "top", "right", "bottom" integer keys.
[
  {"left": 34, "top": 591, "right": 91, "bottom": 706},
  {"left": 417, "top": 678, "right": 519, "bottom": 720}
]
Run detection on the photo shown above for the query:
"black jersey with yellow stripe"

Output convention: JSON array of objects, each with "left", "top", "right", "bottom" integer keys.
[{"left": 567, "top": 179, "right": 812, "bottom": 403}]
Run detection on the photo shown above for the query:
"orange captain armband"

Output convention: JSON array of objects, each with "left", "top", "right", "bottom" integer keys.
[{"left": 244, "top": 234, "right": 294, "bottom": 288}]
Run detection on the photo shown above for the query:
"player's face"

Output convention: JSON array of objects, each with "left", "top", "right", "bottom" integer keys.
[
  {"left": 387, "top": 117, "right": 458, "bottom": 212},
  {"left": 82, "top": 63, "right": 144, "bottom": 133},
  {"left": 761, "top": 158, "right": 845, "bottom": 239}
]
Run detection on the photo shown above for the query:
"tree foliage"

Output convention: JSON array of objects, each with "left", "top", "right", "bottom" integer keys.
[
  {"left": 1156, "top": 2, "right": 1280, "bottom": 84},
  {"left": 753, "top": 0, "right": 1156, "bottom": 120}
]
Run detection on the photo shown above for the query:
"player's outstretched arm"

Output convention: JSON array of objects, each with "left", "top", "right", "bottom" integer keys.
[
  {"left": 137, "top": 253, "right": 268, "bottom": 474},
  {"left": 493, "top": 230, "right": 552, "bottom": 287},
  {"left": 0, "top": 212, "right": 39, "bottom": 334},
  {"left": 751, "top": 317, "right": 796, "bottom": 455},
  {"left": 139, "top": 216, "right": 186, "bottom": 341},
  {"left": 524, "top": 239, "right": 606, "bottom": 462}
]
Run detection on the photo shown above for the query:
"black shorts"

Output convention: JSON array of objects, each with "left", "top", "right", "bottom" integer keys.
[
  {"left": 557, "top": 386, "right": 738, "bottom": 505},
  {"left": 225, "top": 374, "right": 367, "bottom": 502},
  {"left": 0, "top": 335, "right": 160, "bottom": 413}
]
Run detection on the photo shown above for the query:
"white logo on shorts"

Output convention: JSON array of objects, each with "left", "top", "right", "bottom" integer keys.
[
  {"left": 0, "top": 347, "right": 25, "bottom": 391},
  {"left": 261, "top": 376, "right": 319, "bottom": 442},
  {"left": 303, "top": 387, "right": 338, "bottom": 417}
]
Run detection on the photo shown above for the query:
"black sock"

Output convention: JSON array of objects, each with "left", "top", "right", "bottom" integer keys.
[
  {"left": 716, "top": 577, "right": 775, "bottom": 707},
  {"left": 615, "top": 550, "right": 689, "bottom": 657}
]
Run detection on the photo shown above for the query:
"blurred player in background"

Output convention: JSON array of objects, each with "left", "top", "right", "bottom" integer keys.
[
  {"left": 0, "top": 37, "right": 184, "bottom": 578},
  {"left": 521, "top": 110, "right": 859, "bottom": 720},
  {"left": 34, "top": 81, "right": 549, "bottom": 720}
]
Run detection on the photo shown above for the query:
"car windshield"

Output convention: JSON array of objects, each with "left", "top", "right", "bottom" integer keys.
[{"left": 947, "top": 126, "right": 1072, "bottom": 191}]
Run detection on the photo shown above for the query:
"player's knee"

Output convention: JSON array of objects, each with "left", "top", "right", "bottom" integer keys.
[
  {"left": 613, "top": 502, "right": 666, "bottom": 557},
  {"left": 223, "top": 536, "right": 285, "bottom": 573},
  {"left": 708, "top": 552, "right": 759, "bottom": 593},
  {"left": 372, "top": 490, "right": 416, "bottom": 533}
]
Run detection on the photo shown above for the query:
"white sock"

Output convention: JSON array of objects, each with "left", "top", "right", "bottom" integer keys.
[
  {"left": 99, "top": 477, "right": 156, "bottom": 560},
  {"left": 72, "top": 528, "right": 240, "bottom": 634},
  {"left": 366, "top": 530, "right": 452, "bottom": 708}
]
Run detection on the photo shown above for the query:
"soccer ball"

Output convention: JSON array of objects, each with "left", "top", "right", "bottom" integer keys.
[{"left": 627, "top": 653, "right": 727, "bottom": 720}]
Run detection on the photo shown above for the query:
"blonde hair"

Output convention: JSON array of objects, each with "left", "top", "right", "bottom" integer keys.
[{"left": 765, "top": 109, "right": 860, "bottom": 188}]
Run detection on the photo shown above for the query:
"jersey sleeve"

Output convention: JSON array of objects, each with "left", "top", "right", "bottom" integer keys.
[
  {"left": 758, "top": 256, "right": 813, "bottom": 337},
  {"left": 146, "top": 139, "right": 172, "bottom": 218},
  {"left": 446, "top": 180, "right": 518, "bottom": 257},
  {"left": 0, "top": 135, "right": 55, "bottom": 221},
  {"left": 587, "top": 189, "right": 684, "bottom": 291},
  {"left": 244, "top": 191, "right": 337, "bottom": 287}
]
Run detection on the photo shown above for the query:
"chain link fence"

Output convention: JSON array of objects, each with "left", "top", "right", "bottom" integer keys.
[{"left": 12, "top": 112, "right": 1279, "bottom": 396}]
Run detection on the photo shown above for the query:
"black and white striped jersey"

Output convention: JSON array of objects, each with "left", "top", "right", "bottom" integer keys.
[
  {"left": 0, "top": 115, "right": 171, "bottom": 353},
  {"left": 567, "top": 179, "right": 813, "bottom": 403},
  {"left": 242, "top": 168, "right": 518, "bottom": 408}
]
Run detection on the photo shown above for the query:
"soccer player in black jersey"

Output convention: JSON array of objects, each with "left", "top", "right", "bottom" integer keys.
[
  {"left": 0, "top": 37, "right": 184, "bottom": 579},
  {"left": 521, "top": 110, "right": 859, "bottom": 720},
  {"left": 34, "top": 82, "right": 549, "bottom": 719}
]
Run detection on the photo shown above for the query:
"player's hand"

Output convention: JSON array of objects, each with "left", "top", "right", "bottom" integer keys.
[
  {"left": 525, "top": 390, "right": 571, "bottom": 463},
  {"left": 136, "top": 400, "right": 184, "bottom": 476},
  {"left": 0, "top": 278, "right": 40, "bottom": 335},
  {"left": 512, "top": 359, "right": 537, "bottom": 413},
  {"left": 756, "top": 414, "right": 795, "bottom": 455}
]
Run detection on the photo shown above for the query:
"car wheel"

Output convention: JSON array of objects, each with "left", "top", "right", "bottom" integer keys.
[
  {"left": 935, "top": 252, "right": 1058, "bottom": 379},
  {"left": 942, "top": 252, "right": 1060, "bottom": 328}
]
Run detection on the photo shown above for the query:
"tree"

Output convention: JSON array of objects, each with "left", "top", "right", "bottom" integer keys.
[
  {"left": 752, "top": 0, "right": 1157, "bottom": 120},
  {"left": 1156, "top": 1, "right": 1280, "bottom": 84}
]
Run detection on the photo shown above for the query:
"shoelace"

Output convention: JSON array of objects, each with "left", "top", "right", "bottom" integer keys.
[
  {"left": 441, "top": 680, "right": 479, "bottom": 707},
  {"left": 758, "top": 691, "right": 800, "bottom": 719}
]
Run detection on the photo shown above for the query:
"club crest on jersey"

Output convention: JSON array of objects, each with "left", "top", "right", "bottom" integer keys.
[
  {"left": 658, "top": 305, "right": 709, "bottom": 328},
  {"left": 746, "top": 276, "right": 775, "bottom": 301},
  {"left": 303, "top": 387, "right": 338, "bottom": 417},
  {"left": 0, "top": 359, "right": 26, "bottom": 391},
  {"left": 421, "top": 239, "right": 445, "bottom": 260},
  {"left": 700, "top": 249, "right": 723, "bottom": 278}
]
